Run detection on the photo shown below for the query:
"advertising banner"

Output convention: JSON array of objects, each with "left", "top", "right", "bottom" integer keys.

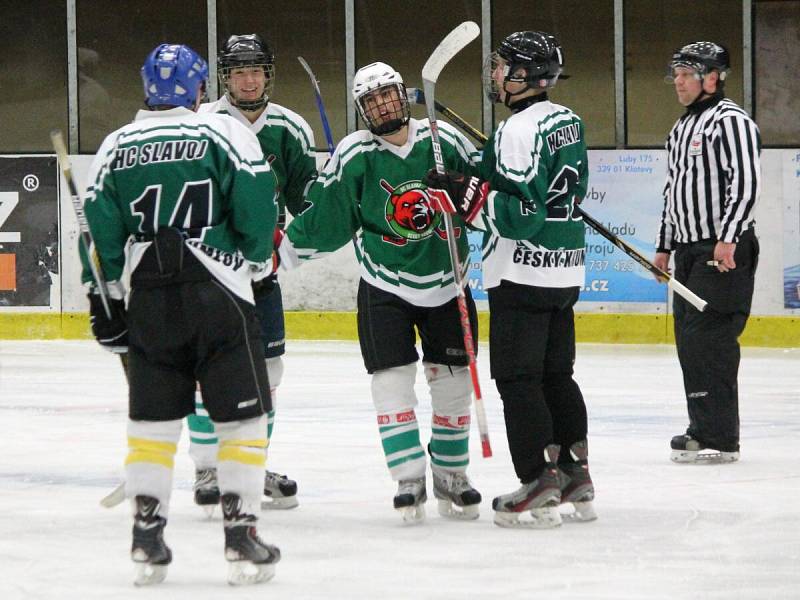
[
  {"left": 0, "top": 156, "right": 60, "bottom": 309},
  {"left": 577, "top": 150, "right": 667, "bottom": 303}
]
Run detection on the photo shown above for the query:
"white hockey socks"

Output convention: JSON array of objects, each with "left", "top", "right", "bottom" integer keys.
[{"left": 125, "top": 418, "right": 182, "bottom": 517}]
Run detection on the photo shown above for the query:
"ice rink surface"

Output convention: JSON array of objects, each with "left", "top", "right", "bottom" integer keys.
[{"left": 0, "top": 340, "right": 798, "bottom": 600}]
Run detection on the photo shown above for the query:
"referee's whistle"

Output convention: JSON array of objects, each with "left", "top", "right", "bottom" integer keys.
[{"left": 706, "top": 260, "right": 720, "bottom": 267}]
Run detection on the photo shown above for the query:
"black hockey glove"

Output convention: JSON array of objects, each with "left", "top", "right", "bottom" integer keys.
[
  {"left": 87, "top": 292, "right": 128, "bottom": 353},
  {"left": 424, "top": 169, "right": 489, "bottom": 224}
]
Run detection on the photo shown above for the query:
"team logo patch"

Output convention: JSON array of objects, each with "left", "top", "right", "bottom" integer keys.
[
  {"left": 380, "top": 179, "right": 442, "bottom": 244},
  {"left": 689, "top": 133, "right": 703, "bottom": 156}
]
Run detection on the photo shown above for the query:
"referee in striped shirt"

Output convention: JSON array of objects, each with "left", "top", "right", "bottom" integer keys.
[{"left": 654, "top": 41, "right": 761, "bottom": 464}]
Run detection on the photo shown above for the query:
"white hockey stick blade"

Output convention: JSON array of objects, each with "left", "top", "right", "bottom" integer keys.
[
  {"left": 421, "top": 21, "right": 480, "bottom": 84},
  {"left": 668, "top": 278, "right": 708, "bottom": 312},
  {"left": 100, "top": 481, "right": 126, "bottom": 508}
]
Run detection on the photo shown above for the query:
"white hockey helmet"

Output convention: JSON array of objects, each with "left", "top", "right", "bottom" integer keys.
[{"left": 352, "top": 62, "right": 410, "bottom": 136}]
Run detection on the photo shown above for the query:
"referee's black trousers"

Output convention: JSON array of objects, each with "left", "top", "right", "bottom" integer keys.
[{"left": 673, "top": 230, "right": 758, "bottom": 452}]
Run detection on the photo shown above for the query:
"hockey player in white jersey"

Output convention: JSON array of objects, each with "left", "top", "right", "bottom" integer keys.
[
  {"left": 277, "top": 62, "right": 483, "bottom": 523},
  {"left": 426, "top": 31, "right": 596, "bottom": 528},
  {"left": 189, "top": 33, "right": 318, "bottom": 511}
]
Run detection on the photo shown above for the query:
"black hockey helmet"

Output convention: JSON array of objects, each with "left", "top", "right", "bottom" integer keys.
[
  {"left": 485, "top": 31, "right": 566, "bottom": 107},
  {"left": 668, "top": 41, "right": 730, "bottom": 82},
  {"left": 218, "top": 33, "right": 275, "bottom": 111},
  {"left": 498, "top": 31, "right": 565, "bottom": 82}
]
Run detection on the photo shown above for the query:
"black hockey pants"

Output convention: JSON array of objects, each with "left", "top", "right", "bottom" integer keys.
[
  {"left": 489, "top": 282, "right": 587, "bottom": 483},
  {"left": 673, "top": 230, "right": 758, "bottom": 452}
]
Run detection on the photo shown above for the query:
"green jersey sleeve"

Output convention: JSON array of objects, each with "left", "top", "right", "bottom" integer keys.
[{"left": 283, "top": 144, "right": 360, "bottom": 259}]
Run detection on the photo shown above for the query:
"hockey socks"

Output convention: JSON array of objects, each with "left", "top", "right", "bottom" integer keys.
[{"left": 378, "top": 409, "right": 426, "bottom": 480}]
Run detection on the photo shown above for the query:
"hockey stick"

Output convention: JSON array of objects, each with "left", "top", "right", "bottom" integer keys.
[
  {"left": 422, "top": 21, "right": 492, "bottom": 458},
  {"left": 51, "top": 130, "right": 113, "bottom": 319},
  {"left": 574, "top": 208, "right": 707, "bottom": 311},
  {"left": 297, "top": 55, "right": 363, "bottom": 257},
  {"left": 297, "top": 56, "right": 335, "bottom": 155},
  {"left": 52, "top": 132, "right": 135, "bottom": 369},
  {"left": 100, "top": 481, "right": 126, "bottom": 508},
  {"left": 406, "top": 87, "right": 486, "bottom": 147},
  {"left": 53, "top": 132, "right": 130, "bottom": 510},
  {"left": 408, "top": 102, "right": 709, "bottom": 313}
]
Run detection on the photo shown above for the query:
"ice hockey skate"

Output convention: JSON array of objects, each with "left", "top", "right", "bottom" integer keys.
[
  {"left": 393, "top": 477, "right": 427, "bottom": 523},
  {"left": 222, "top": 493, "right": 281, "bottom": 585},
  {"left": 558, "top": 441, "right": 597, "bottom": 523},
  {"left": 493, "top": 447, "right": 562, "bottom": 529},
  {"left": 431, "top": 467, "right": 481, "bottom": 520},
  {"left": 193, "top": 468, "right": 220, "bottom": 516},
  {"left": 131, "top": 496, "right": 172, "bottom": 586},
  {"left": 670, "top": 433, "right": 740, "bottom": 464},
  {"left": 261, "top": 470, "right": 299, "bottom": 510}
]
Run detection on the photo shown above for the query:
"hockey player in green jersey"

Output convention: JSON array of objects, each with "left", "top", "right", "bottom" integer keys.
[
  {"left": 81, "top": 43, "right": 280, "bottom": 584},
  {"left": 188, "top": 33, "right": 317, "bottom": 511},
  {"left": 277, "top": 61, "right": 483, "bottom": 523},
  {"left": 426, "top": 31, "right": 596, "bottom": 529}
]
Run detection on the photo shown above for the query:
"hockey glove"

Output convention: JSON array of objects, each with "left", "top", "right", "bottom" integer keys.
[
  {"left": 87, "top": 292, "right": 128, "bottom": 353},
  {"left": 424, "top": 169, "right": 489, "bottom": 224}
]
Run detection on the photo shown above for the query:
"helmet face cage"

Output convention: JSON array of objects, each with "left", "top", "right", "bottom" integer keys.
[
  {"left": 141, "top": 44, "right": 209, "bottom": 109},
  {"left": 352, "top": 62, "right": 410, "bottom": 136},
  {"left": 482, "top": 52, "right": 503, "bottom": 103},
  {"left": 666, "top": 41, "right": 730, "bottom": 84},
  {"left": 218, "top": 34, "right": 275, "bottom": 111},
  {"left": 356, "top": 82, "right": 410, "bottom": 136}
]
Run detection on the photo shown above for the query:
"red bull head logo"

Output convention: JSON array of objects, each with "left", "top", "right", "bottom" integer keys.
[{"left": 381, "top": 179, "right": 442, "bottom": 243}]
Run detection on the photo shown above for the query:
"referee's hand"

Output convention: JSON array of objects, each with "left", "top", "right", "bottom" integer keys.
[
  {"left": 653, "top": 252, "right": 671, "bottom": 282},
  {"left": 713, "top": 241, "right": 737, "bottom": 272}
]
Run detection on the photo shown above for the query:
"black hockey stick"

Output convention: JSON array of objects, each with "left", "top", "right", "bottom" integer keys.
[
  {"left": 407, "top": 87, "right": 486, "bottom": 147},
  {"left": 407, "top": 101, "right": 709, "bottom": 312},
  {"left": 422, "top": 21, "right": 492, "bottom": 458}
]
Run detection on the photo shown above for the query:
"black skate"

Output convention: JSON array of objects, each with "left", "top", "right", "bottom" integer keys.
[
  {"left": 393, "top": 477, "right": 427, "bottom": 523},
  {"left": 670, "top": 433, "right": 740, "bottom": 464},
  {"left": 492, "top": 445, "right": 562, "bottom": 529},
  {"left": 261, "top": 470, "right": 299, "bottom": 510},
  {"left": 194, "top": 468, "right": 220, "bottom": 516},
  {"left": 558, "top": 440, "right": 597, "bottom": 522},
  {"left": 431, "top": 467, "right": 481, "bottom": 520},
  {"left": 131, "top": 496, "right": 171, "bottom": 586},
  {"left": 222, "top": 493, "right": 281, "bottom": 585}
]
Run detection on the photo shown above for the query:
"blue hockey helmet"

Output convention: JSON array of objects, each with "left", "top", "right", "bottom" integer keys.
[{"left": 141, "top": 44, "right": 209, "bottom": 109}]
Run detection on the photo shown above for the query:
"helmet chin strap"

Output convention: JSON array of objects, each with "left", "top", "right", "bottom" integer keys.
[
  {"left": 230, "top": 92, "right": 269, "bottom": 113},
  {"left": 502, "top": 81, "right": 534, "bottom": 109},
  {"left": 687, "top": 77, "right": 719, "bottom": 108},
  {"left": 371, "top": 118, "right": 406, "bottom": 136}
]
